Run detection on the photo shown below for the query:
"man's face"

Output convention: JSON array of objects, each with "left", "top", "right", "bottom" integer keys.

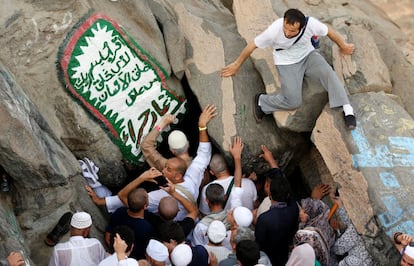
[
  {"left": 401, "top": 253, "right": 414, "bottom": 266},
  {"left": 283, "top": 19, "right": 301, "bottom": 39},
  {"left": 162, "top": 159, "right": 181, "bottom": 184}
]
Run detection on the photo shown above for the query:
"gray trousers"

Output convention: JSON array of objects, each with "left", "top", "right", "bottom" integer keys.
[{"left": 260, "top": 50, "right": 350, "bottom": 114}]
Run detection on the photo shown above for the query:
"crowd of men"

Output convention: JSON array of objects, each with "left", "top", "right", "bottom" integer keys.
[{"left": 35, "top": 7, "right": 413, "bottom": 266}]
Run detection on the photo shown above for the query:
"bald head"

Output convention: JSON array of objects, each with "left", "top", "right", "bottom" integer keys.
[
  {"left": 209, "top": 154, "right": 228, "bottom": 174},
  {"left": 169, "top": 157, "right": 187, "bottom": 176},
  {"left": 159, "top": 196, "right": 179, "bottom": 220}
]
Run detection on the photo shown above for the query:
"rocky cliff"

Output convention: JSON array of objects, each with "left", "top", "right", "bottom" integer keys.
[{"left": 0, "top": 0, "right": 413, "bottom": 265}]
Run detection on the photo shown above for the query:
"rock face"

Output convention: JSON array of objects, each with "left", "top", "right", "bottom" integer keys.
[{"left": 0, "top": 0, "right": 413, "bottom": 265}]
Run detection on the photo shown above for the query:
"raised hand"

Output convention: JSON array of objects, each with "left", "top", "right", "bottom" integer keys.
[
  {"left": 158, "top": 114, "right": 175, "bottom": 129},
  {"left": 7, "top": 251, "right": 24, "bottom": 266},
  {"left": 114, "top": 233, "right": 128, "bottom": 261},
  {"left": 340, "top": 43, "right": 355, "bottom": 57},
  {"left": 311, "top": 183, "right": 331, "bottom": 200},
  {"left": 198, "top": 104, "right": 218, "bottom": 127},
  {"left": 221, "top": 62, "right": 240, "bottom": 77},
  {"left": 229, "top": 136, "right": 244, "bottom": 160},
  {"left": 140, "top": 167, "right": 163, "bottom": 182},
  {"left": 160, "top": 178, "right": 176, "bottom": 194},
  {"left": 259, "top": 145, "right": 278, "bottom": 168}
]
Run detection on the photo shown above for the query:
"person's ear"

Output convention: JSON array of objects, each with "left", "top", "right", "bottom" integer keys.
[
  {"left": 127, "top": 243, "right": 134, "bottom": 256},
  {"left": 83, "top": 227, "right": 91, "bottom": 237}
]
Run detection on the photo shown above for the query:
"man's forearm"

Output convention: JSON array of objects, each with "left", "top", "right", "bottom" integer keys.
[
  {"left": 236, "top": 42, "right": 257, "bottom": 66},
  {"left": 233, "top": 157, "right": 242, "bottom": 188},
  {"left": 327, "top": 26, "right": 347, "bottom": 49},
  {"left": 141, "top": 128, "right": 167, "bottom": 171}
]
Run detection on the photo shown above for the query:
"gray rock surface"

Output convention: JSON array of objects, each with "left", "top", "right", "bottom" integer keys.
[{"left": 0, "top": 0, "right": 413, "bottom": 265}]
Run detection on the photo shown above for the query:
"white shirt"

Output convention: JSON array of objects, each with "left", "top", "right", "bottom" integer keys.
[
  {"left": 147, "top": 142, "right": 212, "bottom": 221},
  {"left": 99, "top": 254, "right": 138, "bottom": 266},
  {"left": 199, "top": 176, "right": 257, "bottom": 215},
  {"left": 254, "top": 17, "right": 328, "bottom": 65},
  {"left": 256, "top": 196, "right": 272, "bottom": 218},
  {"left": 48, "top": 236, "right": 106, "bottom": 266},
  {"left": 203, "top": 245, "right": 232, "bottom": 263}
]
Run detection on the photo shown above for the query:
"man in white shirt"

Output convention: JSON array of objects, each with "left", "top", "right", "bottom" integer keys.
[
  {"left": 86, "top": 104, "right": 217, "bottom": 221},
  {"left": 49, "top": 212, "right": 106, "bottom": 266},
  {"left": 193, "top": 137, "right": 245, "bottom": 248},
  {"left": 199, "top": 152, "right": 257, "bottom": 216},
  {"left": 221, "top": 8, "right": 357, "bottom": 130}
]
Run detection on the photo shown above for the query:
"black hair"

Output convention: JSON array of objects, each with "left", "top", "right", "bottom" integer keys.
[
  {"left": 236, "top": 240, "right": 260, "bottom": 266},
  {"left": 158, "top": 220, "right": 185, "bottom": 243},
  {"left": 284, "top": 8, "right": 307, "bottom": 29},
  {"left": 269, "top": 175, "right": 291, "bottom": 202},
  {"left": 109, "top": 225, "right": 135, "bottom": 254}
]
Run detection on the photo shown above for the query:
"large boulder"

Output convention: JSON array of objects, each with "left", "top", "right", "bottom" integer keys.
[{"left": 0, "top": 0, "right": 413, "bottom": 265}]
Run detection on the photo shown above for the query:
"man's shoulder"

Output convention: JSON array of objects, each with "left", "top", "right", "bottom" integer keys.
[
  {"left": 241, "top": 177, "right": 255, "bottom": 187},
  {"left": 218, "top": 254, "right": 237, "bottom": 266},
  {"left": 111, "top": 206, "right": 129, "bottom": 217}
]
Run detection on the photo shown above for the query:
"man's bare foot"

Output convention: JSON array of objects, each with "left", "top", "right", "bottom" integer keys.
[{"left": 84, "top": 185, "right": 106, "bottom": 206}]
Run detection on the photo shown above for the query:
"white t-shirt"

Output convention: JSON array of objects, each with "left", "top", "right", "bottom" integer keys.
[
  {"left": 254, "top": 17, "right": 328, "bottom": 65},
  {"left": 199, "top": 176, "right": 257, "bottom": 215}
]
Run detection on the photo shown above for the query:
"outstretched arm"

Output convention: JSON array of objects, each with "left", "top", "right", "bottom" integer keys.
[
  {"left": 228, "top": 136, "right": 244, "bottom": 209},
  {"left": 221, "top": 41, "right": 257, "bottom": 77},
  {"left": 141, "top": 114, "right": 175, "bottom": 171},
  {"left": 118, "top": 167, "right": 162, "bottom": 206},
  {"left": 326, "top": 26, "right": 355, "bottom": 56}
]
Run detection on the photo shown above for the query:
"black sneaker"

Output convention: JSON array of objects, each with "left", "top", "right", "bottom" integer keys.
[
  {"left": 44, "top": 211, "right": 73, "bottom": 246},
  {"left": 343, "top": 113, "right": 356, "bottom": 130},
  {"left": 253, "top": 93, "right": 265, "bottom": 123}
]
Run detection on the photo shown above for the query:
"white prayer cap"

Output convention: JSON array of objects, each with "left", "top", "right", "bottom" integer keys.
[
  {"left": 70, "top": 211, "right": 92, "bottom": 229},
  {"left": 146, "top": 239, "right": 168, "bottom": 262},
  {"left": 168, "top": 130, "right": 188, "bottom": 150},
  {"left": 207, "top": 220, "right": 227, "bottom": 244},
  {"left": 171, "top": 243, "right": 192, "bottom": 266},
  {"left": 405, "top": 243, "right": 414, "bottom": 259},
  {"left": 233, "top": 206, "right": 253, "bottom": 227}
]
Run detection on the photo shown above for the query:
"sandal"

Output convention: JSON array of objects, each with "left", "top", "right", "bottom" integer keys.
[{"left": 44, "top": 211, "right": 73, "bottom": 246}]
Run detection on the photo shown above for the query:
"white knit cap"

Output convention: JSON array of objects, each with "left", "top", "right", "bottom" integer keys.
[
  {"left": 233, "top": 206, "right": 253, "bottom": 227},
  {"left": 70, "top": 212, "right": 92, "bottom": 229},
  {"left": 405, "top": 244, "right": 414, "bottom": 259},
  {"left": 146, "top": 239, "right": 168, "bottom": 262},
  {"left": 171, "top": 243, "right": 192, "bottom": 266},
  {"left": 207, "top": 220, "right": 227, "bottom": 244},
  {"left": 168, "top": 130, "right": 188, "bottom": 150}
]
